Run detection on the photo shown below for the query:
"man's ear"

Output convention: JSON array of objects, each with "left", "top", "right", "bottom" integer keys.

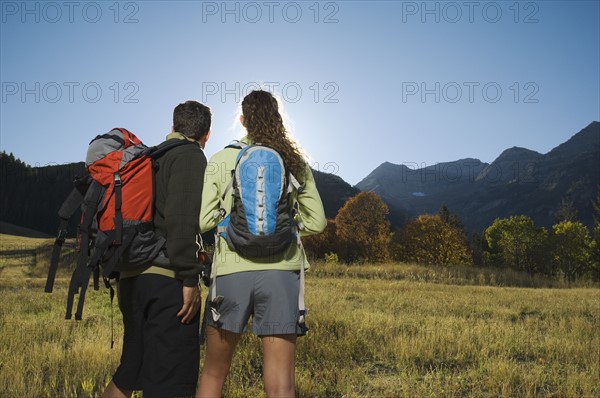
[
  {"left": 171, "top": 126, "right": 175, "bottom": 133},
  {"left": 239, "top": 115, "right": 245, "bottom": 127},
  {"left": 198, "top": 130, "right": 211, "bottom": 149}
]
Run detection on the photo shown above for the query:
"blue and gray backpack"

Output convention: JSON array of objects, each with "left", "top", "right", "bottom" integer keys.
[{"left": 215, "top": 141, "right": 303, "bottom": 258}]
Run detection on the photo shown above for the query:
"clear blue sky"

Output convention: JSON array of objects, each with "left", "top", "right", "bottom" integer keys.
[{"left": 1, "top": 0, "right": 599, "bottom": 185}]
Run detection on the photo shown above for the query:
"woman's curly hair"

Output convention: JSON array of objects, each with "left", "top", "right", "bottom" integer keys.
[{"left": 241, "top": 90, "right": 306, "bottom": 180}]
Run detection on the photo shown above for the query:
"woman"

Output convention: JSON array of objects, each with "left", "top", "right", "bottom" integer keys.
[{"left": 196, "top": 90, "right": 326, "bottom": 398}]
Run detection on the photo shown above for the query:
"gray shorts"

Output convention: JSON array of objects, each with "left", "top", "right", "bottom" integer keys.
[{"left": 206, "top": 270, "right": 306, "bottom": 336}]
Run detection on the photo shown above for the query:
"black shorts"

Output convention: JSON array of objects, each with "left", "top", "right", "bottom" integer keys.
[{"left": 112, "top": 274, "right": 200, "bottom": 398}]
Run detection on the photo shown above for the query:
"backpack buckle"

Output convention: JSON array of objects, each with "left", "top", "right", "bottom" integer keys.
[
  {"left": 213, "top": 208, "right": 226, "bottom": 219},
  {"left": 113, "top": 172, "right": 122, "bottom": 187},
  {"left": 55, "top": 229, "right": 67, "bottom": 245}
]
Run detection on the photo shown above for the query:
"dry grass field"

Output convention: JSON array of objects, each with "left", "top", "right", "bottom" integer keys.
[{"left": 0, "top": 234, "right": 598, "bottom": 397}]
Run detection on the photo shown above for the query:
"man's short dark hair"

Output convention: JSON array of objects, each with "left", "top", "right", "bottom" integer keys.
[{"left": 173, "top": 101, "right": 211, "bottom": 140}]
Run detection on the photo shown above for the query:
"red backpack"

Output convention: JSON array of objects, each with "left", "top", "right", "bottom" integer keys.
[{"left": 45, "top": 128, "right": 193, "bottom": 320}]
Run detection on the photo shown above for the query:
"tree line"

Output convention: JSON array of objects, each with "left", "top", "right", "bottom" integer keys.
[
  {"left": 303, "top": 191, "right": 600, "bottom": 283},
  {"left": 0, "top": 151, "right": 85, "bottom": 235},
  {"left": 1, "top": 151, "right": 598, "bottom": 282}
]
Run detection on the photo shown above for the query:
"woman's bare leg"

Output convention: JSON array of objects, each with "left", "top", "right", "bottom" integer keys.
[
  {"left": 262, "top": 334, "right": 297, "bottom": 398},
  {"left": 196, "top": 326, "right": 242, "bottom": 398}
]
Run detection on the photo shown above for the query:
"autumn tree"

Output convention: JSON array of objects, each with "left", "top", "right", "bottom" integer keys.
[
  {"left": 334, "top": 192, "right": 391, "bottom": 263},
  {"left": 395, "top": 214, "right": 473, "bottom": 266},
  {"left": 302, "top": 219, "right": 337, "bottom": 260},
  {"left": 551, "top": 220, "right": 591, "bottom": 283},
  {"left": 483, "top": 215, "right": 548, "bottom": 275},
  {"left": 592, "top": 223, "right": 600, "bottom": 281},
  {"left": 589, "top": 188, "right": 600, "bottom": 281}
]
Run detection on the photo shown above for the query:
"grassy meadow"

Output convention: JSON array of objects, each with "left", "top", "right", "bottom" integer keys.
[
  {"left": 0, "top": 234, "right": 53, "bottom": 271},
  {"left": 0, "top": 233, "right": 599, "bottom": 397}
]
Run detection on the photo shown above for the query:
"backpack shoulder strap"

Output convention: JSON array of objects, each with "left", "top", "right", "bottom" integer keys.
[
  {"left": 288, "top": 173, "right": 302, "bottom": 193},
  {"left": 218, "top": 141, "right": 250, "bottom": 203},
  {"left": 145, "top": 139, "right": 197, "bottom": 159},
  {"left": 225, "top": 140, "right": 247, "bottom": 150}
]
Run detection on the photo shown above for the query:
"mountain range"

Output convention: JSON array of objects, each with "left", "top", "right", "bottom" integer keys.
[
  {"left": 357, "top": 121, "right": 600, "bottom": 232},
  {"left": 0, "top": 121, "right": 598, "bottom": 237}
]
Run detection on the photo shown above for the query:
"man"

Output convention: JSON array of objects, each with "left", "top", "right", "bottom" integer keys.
[{"left": 102, "top": 100, "right": 211, "bottom": 398}]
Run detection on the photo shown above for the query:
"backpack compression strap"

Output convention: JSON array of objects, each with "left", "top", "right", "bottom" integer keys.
[
  {"left": 289, "top": 187, "right": 307, "bottom": 327},
  {"left": 72, "top": 225, "right": 138, "bottom": 321},
  {"left": 65, "top": 182, "right": 104, "bottom": 320},
  {"left": 297, "top": 234, "right": 308, "bottom": 328},
  {"left": 73, "top": 229, "right": 118, "bottom": 320},
  {"left": 45, "top": 175, "right": 92, "bottom": 293},
  {"left": 113, "top": 172, "right": 123, "bottom": 244}
]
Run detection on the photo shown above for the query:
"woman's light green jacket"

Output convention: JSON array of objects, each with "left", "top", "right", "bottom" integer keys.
[{"left": 200, "top": 137, "right": 327, "bottom": 276}]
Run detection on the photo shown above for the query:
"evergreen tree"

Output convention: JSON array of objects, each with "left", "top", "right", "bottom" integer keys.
[
  {"left": 438, "top": 203, "right": 465, "bottom": 232},
  {"left": 555, "top": 197, "right": 578, "bottom": 222}
]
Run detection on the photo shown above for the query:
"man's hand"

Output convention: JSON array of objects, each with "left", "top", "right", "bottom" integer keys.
[{"left": 177, "top": 285, "right": 201, "bottom": 324}]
